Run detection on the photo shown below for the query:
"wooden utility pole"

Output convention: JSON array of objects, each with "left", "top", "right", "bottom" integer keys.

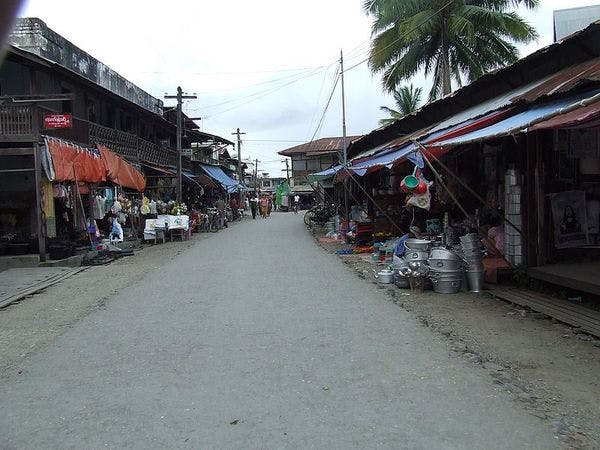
[
  {"left": 254, "top": 158, "right": 259, "bottom": 191},
  {"left": 165, "top": 87, "right": 196, "bottom": 203},
  {"left": 232, "top": 128, "right": 246, "bottom": 200},
  {"left": 340, "top": 49, "right": 349, "bottom": 228},
  {"left": 283, "top": 159, "right": 291, "bottom": 184}
]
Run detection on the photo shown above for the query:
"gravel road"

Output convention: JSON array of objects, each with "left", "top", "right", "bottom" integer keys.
[{"left": 0, "top": 213, "right": 560, "bottom": 449}]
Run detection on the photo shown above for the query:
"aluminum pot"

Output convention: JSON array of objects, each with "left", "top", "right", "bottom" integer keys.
[
  {"left": 431, "top": 277, "right": 462, "bottom": 294},
  {"left": 404, "top": 250, "right": 430, "bottom": 261},
  {"left": 428, "top": 258, "right": 463, "bottom": 271},
  {"left": 404, "top": 238, "right": 431, "bottom": 251},
  {"left": 429, "top": 247, "right": 461, "bottom": 261},
  {"left": 393, "top": 271, "right": 410, "bottom": 288},
  {"left": 375, "top": 268, "right": 394, "bottom": 284}
]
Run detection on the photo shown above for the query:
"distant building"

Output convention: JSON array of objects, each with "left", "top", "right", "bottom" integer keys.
[{"left": 554, "top": 5, "right": 600, "bottom": 41}]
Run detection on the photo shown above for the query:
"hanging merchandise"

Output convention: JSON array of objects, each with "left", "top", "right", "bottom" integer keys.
[
  {"left": 140, "top": 196, "right": 151, "bottom": 215},
  {"left": 404, "top": 165, "right": 433, "bottom": 210}
]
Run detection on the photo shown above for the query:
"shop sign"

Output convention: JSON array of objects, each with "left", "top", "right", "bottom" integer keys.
[{"left": 43, "top": 113, "right": 72, "bottom": 129}]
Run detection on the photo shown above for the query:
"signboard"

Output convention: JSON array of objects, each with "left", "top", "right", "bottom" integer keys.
[
  {"left": 550, "top": 190, "right": 589, "bottom": 249},
  {"left": 43, "top": 113, "right": 72, "bottom": 129}
]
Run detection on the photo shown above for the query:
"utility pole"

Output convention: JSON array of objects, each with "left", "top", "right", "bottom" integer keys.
[
  {"left": 165, "top": 86, "right": 196, "bottom": 203},
  {"left": 283, "top": 159, "right": 291, "bottom": 184},
  {"left": 254, "top": 158, "right": 259, "bottom": 191},
  {"left": 340, "top": 49, "right": 349, "bottom": 230},
  {"left": 232, "top": 128, "right": 246, "bottom": 200}
]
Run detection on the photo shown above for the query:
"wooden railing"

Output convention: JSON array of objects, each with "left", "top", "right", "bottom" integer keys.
[
  {"left": 0, "top": 104, "right": 34, "bottom": 141},
  {"left": 89, "top": 122, "right": 138, "bottom": 161}
]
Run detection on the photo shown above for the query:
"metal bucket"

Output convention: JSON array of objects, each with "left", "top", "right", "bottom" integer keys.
[
  {"left": 466, "top": 270, "right": 485, "bottom": 292},
  {"left": 460, "top": 233, "right": 479, "bottom": 243}
]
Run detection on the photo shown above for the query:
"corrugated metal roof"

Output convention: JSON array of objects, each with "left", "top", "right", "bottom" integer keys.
[
  {"left": 278, "top": 136, "right": 361, "bottom": 156},
  {"left": 347, "top": 20, "right": 600, "bottom": 158},
  {"left": 512, "top": 57, "right": 600, "bottom": 103}
]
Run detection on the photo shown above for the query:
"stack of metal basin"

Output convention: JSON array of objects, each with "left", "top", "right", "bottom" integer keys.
[
  {"left": 460, "top": 233, "right": 485, "bottom": 292},
  {"left": 393, "top": 259, "right": 410, "bottom": 288},
  {"left": 427, "top": 247, "right": 463, "bottom": 294}
]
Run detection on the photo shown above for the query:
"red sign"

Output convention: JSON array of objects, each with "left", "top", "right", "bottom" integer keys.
[{"left": 43, "top": 113, "right": 72, "bottom": 129}]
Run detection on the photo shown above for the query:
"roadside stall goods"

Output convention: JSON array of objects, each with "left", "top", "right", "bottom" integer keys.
[{"left": 372, "top": 233, "right": 486, "bottom": 294}]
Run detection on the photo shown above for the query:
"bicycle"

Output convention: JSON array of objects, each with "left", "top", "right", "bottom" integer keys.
[{"left": 304, "top": 203, "right": 339, "bottom": 228}]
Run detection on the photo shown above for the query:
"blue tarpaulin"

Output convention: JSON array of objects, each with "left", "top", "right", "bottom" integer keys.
[
  {"left": 199, "top": 163, "right": 242, "bottom": 193},
  {"left": 430, "top": 90, "right": 600, "bottom": 148}
]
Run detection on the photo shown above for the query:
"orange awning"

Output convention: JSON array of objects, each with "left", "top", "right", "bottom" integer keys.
[
  {"left": 97, "top": 145, "right": 146, "bottom": 191},
  {"left": 45, "top": 137, "right": 106, "bottom": 183}
]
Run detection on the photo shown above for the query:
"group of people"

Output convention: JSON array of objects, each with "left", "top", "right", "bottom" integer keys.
[{"left": 249, "top": 193, "right": 274, "bottom": 219}]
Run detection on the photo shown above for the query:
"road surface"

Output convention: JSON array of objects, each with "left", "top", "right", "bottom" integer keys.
[{"left": 0, "top": 213, "right": 558, "bottom": 449}]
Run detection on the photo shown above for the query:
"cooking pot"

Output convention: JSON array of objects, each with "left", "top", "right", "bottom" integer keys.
[
  {"left": 404, "top": 238, "right": 431, "bottom": 251},
  {"left": 429, "top": 247, "right": 461, "bottom": 261},
  {"left": 428, "top": 258, "right": 462, "bottom": 271},
  {"left": 375, "top": 268, "right": 394, "bottom": 284},
  {"left": 404, "top": 250, "right": 429, "bottom": 261}
]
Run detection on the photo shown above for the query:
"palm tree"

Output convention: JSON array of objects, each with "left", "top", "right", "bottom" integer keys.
[
  {"left": 364, "top": 0, "right": 539, "bottom": 100},
  {"left": 379, "top": 84, "right": 423, "bottom": 126}
]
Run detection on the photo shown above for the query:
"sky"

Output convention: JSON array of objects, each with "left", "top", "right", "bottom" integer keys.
[{"left": 16, "top": 0, "right": 600, "bottom": 177}]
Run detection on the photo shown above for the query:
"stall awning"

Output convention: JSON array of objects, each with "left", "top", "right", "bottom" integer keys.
[
  {"left": 43, "top": 136, "right": 106, "bottom": 183},
  {"left": 198, "top": 163, "right": 242, "bottom": 193},
  {"left": 335, "top": 108, "right": 513, "bottom": 179},
  {"left": 428, "top": 90, "right": 600, "bottom": 150},
  {"left": 97, "top": 145, "right": 146, "bottom": 191},
  {"left": 195, "top": 174, "right": 219, "bottom": 189},
  {"left": 529, "top": 100, "right": 600, "bottom": 130},
  {"left": 141, "top": 164, "right": 175, "bottom": 176},
  {"left": 308, "top": 165, "right": 342, "bottom": 182},
  {"left": 182, "top": 170, "right": 204, "bottom": 194}
]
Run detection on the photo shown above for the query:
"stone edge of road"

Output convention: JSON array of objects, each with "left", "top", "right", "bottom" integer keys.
[{"left": 307, "top": 226, "right": 599, "bottom": 449}]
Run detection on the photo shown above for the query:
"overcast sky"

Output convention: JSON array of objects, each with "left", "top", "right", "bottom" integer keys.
[{"left": 17, "top": 0, "right": 600, "bottom": 176}]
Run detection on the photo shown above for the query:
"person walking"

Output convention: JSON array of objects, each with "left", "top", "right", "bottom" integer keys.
[
  {"left": 267, "top": 195, "right": 272, "bottom": 217},
  {"left": 259, "top": 194, "right": 269, "bottom": 219},
  {"left": 293, "top": 194, "right": 300, "bottom": 214},
  {"left": 249, "top": 193, "right": 258, "bottom": 219},
  {"left": 229, "top": 197, "right": 239, "bottom": 221}
]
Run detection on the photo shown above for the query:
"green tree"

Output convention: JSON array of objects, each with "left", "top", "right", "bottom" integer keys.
[
  {"left": 364, "top": 0, "right": 539, "bottom": 100},
  {"left": 379, "top": 84, "right": 423, "bottom": 126}
]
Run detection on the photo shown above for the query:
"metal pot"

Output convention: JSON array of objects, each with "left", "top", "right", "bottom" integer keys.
[
  {"left": 404, "top": 250, "right": 429, "bottom": 261},
  {"left": 429, "top": 247, "right": 461, "bottom": 261},
  {"left": 404, "top": 238, "right": 431, "bottom": 251},
  {"left": 393, "top": 271, "right": 410, "bottom": 288},
  {"left": 375, "top": 268, "right": 394, "bottom": 284},
  {"left": 428, "top": 258, "right": 462, "bottom": 271},
  {"left": 431, "top": 278, "right": 462, "bottom": 294}
]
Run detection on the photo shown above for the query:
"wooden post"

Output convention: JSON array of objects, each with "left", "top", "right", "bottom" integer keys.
[
  {"left": 31, "top": 103, "right": 47, "bottom": 262},
  {"left": 33, "top": 141, "right": 46, "bottom": 262}
]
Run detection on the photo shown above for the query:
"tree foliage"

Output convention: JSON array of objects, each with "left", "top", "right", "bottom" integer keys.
[
  {"left": 379, "top": 84, "right": 423, "bottom": 126},
  {"left": 364, "top": 0, "right": 539, "bottom": 100}
]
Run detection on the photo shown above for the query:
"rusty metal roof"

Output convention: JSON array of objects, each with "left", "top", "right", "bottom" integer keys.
[
  {"left": 348, "top": 20, "right": 600, "bottom": 158},
  {"left": 511, "top": 57, "right": 600, "bottom": 103},
  {"left": 278, "top": 136, "right": 362, "bottom": 156}
]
